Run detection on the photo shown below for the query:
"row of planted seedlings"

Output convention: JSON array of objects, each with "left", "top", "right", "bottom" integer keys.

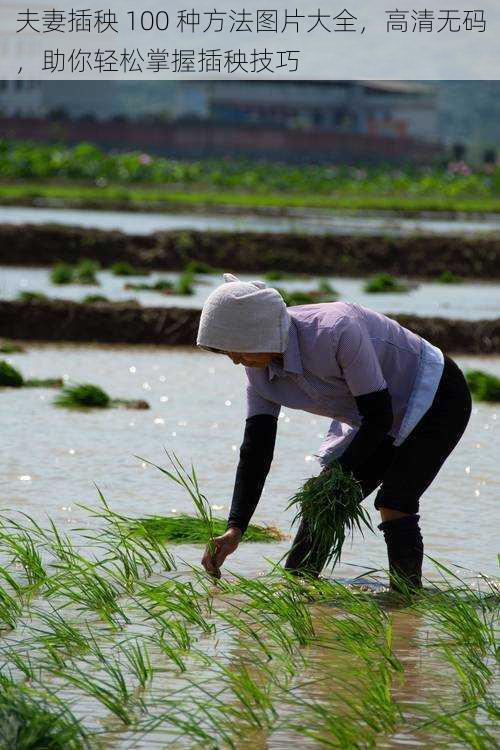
[{"left": 0, "top": 451, "right": 498, "bottom": 748}]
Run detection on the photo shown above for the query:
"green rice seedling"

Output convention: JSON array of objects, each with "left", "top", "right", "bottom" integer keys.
[
  {"left": 110, "top": 261, "right": 150, "bottom": 277},
  {"left": 129, "top": 514, "right": 284, "bottom": 544},
  {"left": 147, "top": 629, "right": 188, "bottom": 672},
  {"left": 0, "top": 529, "right": 47, "bottom": 589},
  {"left": 275, "top": 287, "right": 316, "bottom": 306},
  {"left": 184, "top": 260, "right": 219, "bottom": 275},
  {"left": 217, "top": 573, "right": 315, "bottom": 648},
  {"left": 0, "top": 360, "right": 24, "bottom": 387},
  {"left": 466, "top": 370, "right": 500, "bottom": 402},
  {"left": 0, "top": 583, "right": 22, "bottom": 629},
  {"left": 417, "top": 702, "right": 499, "bottom": 750},
  {"left": 17, "top": 290, "right": 49, "bottom": 302},
  {"left": 138, "top": 451, "right": 219, "bottom": 574},
  {"left": 45, "top": 566, "right": 126, "bottom": 628},
  {"left": 54, "top": 382, "right": 111, "bottom": 408},
  {"left": 0, "top": 646, "right": 38, "bottom": 682},
  {"left": 77, "top": 492, "right": 176, "bottom": 581},
  {"left": 363, "top": 273, "right": 410, "bottom": 293},
  {"left": 0, "top": 341, "right": 24, "bottom": 354},
  {"left": 117, "top": 638, "right": 153, "bottom": 689},
  {"left": 50, "top": 262, "right": 74, "bottom": 285},
  {"left": 317, "top": 278, "right": 339, "bottom": 298},
  {"left": 138, "top": 580, "right": 214, "bottom": 634},
  {"left": 0, "top": 684, "right": 89, "bottom": 750},
  {"left": 124, "top": 278, "right": 174, "bottom": 293},
  {"left": 286, "top": 460, "right": 372, "bottom": 571},
  {"left": 80, "top": 293, "right": 110, "bottom": 304},
  {"left": 47, "top": 658, "right": 135, "bottom": 725},
  {"left": 438, "top": 270, "right": 462, "bottom": 283},
  {"left": 174, "top": 270, "right": 195, "bottom": 296},
  {"left": 73, "top": 259, "right": 100, "bottom": 285},
  {"left": 29, "top": 607, "right": 91, "bottom": 657}
]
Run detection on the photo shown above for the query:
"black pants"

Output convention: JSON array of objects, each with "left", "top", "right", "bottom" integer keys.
[{"left": 352, "top": 354, "right": 472, "bottom": 515}]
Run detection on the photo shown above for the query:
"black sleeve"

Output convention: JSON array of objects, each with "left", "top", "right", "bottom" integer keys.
[
  {"left": 226, "top": 414, "right": 278, "bottom": 535},
  {"left": 337, "top": 388, "right": 393, "bottom": 473}
]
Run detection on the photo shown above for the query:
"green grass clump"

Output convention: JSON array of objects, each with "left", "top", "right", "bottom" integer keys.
[
  {"left": 437, "top": 270, "right": 462, "bottom": 284},
  {"left": 466, "top": 370, "right": 500, "bottom": 402},
  {"left": 129, "top": 514, "right": 284, "bottom": 544},
  {"left": 110, "top": 262, "right": 150, "bottom": 277},
  {"left": 81, "top": 294, "right": 110, "bottom": 304},
  {"left": 0, "top": 360, "right": 24, "bottom": 387},
  {"left": 287, "top": 460, "right": 371, "bottom": 570},
  {"left": 276, "top": 279, "right": 338, "bottom": 307},
  {"left": 50, "top": 263, "right": 74, "bottom": 285},
  {"left": 0, "top": 341, "right": 24, "bottom": 354},
  {"left": 0, "top": 685, "right": 87, "bottom": 749},
  {"left": 73, "top": 259, "right": 100, "bottom": 285},
  {"left": 363, "top": 273, "right": 410, "bottom": 293},
  {"left": 17, "top": 290, "right": 49, "bottom": 302},
  {"left": 55, "top": 383, "right": 111, "bottom": 408},
  {"left": 184, "top": 260, "right": 219, "bottom": 275},
  {"left": 174, "top": 270, "right": 195, "bottom": 296},
  {"left": 125, "top": 279, "right": 174, "bottom": 293}
]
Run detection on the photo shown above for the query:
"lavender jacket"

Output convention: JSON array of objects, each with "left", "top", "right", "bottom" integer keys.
[{"left": 245, "top": 301, "right": 444, "bottom": 466}]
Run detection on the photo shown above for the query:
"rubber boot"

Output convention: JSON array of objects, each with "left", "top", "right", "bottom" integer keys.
[
  {"left": 378, "top": 514, "right": 423, "bottom": 593},
  {"left": 284, "top": 518, "right": 329, "bottom": 578}
]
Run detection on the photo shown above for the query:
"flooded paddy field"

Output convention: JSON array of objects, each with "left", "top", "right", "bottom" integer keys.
[
  {"left": 1, "top": 204, "right": 500, "bottom": 238},
  {"left": 2, "top": 265, "right": 500, "bottom": 321},
  {"left": 2, "top": 343, "right": 498, "bottom": 579},
  {"left": 0, "top": 342, "right": 498, "bottom": 748}
]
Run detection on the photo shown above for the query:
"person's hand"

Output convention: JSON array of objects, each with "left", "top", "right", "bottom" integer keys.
[{"left": 202, "top": 527, "right": 242, "bottom": 578}]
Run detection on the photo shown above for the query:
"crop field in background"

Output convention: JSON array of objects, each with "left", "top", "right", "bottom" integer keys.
[{"left": 1, "top": 141, "right": 499, "bottom": 213}]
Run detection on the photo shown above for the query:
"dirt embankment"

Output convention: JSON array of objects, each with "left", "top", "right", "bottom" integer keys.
[
  {"left": 1, "top": 223, "right": 499, "bottom": 279},
  {"left": 1, "top": 300, "right": 498, "bottom": 354}
]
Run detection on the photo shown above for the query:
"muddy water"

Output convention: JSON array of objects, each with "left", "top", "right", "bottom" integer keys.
[
  {"left": 1, "top": 204, "right": 500, "bottom": 237},
  {"left": 2, "top": 265, "right": 500, "bottom": 320},
  {"left": 2, "top": 344, "right": 498, "bottom": 580}
]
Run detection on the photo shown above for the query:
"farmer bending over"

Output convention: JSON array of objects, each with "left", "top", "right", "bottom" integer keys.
[{"left": 197, "top": 274, "right": 471, "bottom": 589}]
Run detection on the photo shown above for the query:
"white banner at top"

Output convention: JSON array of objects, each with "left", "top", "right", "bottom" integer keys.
[{"left": 0, "top": 0, "right": 498, "bottom": 80}]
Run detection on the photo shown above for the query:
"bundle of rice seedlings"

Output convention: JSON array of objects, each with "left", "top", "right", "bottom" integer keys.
[
  {"left": 466, "top": 369, "right": 500, "bottom": 402},
  {"left": 55, "top": 383, "right": 111, "bottom": 408},
  {"left": 363, "top": 273, "right": 409, "bottom": 293},
  {"left": 129, "top": 514, "right": 284, "bottom": 544},
  {"left": 50, "top": 263, "right": 74, "bottom": 285},
  {"left": 286, "top": 460, "right": 372, "bottom": 570},
  {"left": 17, "top": 290, "right": 49, "bottom": 302},
  {"left": 174, "top": 270, "right": 195, "bottom": 296},
  {"left": 110, "top": 261, "right": 150, "bottom": 277},
  {"left": 437, "top": 270, "right": 462, "bottom": 284},
  {"left": 73, "top": 259, "right": 100, "bottom": 285},
  {"left": 0, "top": 361, "right": 24, "bottom": 387}
]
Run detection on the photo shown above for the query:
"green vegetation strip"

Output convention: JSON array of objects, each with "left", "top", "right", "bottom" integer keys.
[
  {"left": 1, "top": 140, "right": 500, "bottom": 213},
  {"left": 2, "top": 181, "right": 500, "bottom": 214},
  {"left": 130, "top": 514, "right": 283, "bottom": 544}
]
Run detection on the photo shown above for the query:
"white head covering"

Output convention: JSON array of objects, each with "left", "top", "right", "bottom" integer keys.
[{"left": 197, "top": 273, "right": 290, "bottom": 353}]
